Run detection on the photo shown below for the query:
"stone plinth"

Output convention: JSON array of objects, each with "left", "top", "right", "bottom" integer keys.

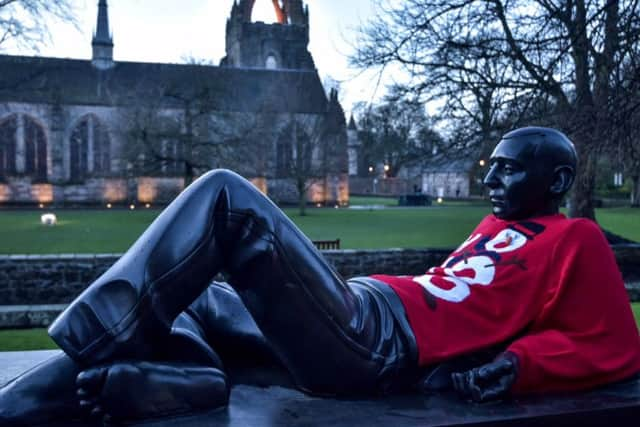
[{"left": 1, "top": 350, "right": 639, "bottom": 427}]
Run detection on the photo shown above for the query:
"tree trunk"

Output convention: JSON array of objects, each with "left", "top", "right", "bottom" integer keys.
[
  {"left": 297, "top": 178, "right": 307, "bottom": 216},
  {"left": 298, "top": 193, "right": 307, "bottom": 216},
  {"left": 631, "top": 174, "right": 640, "bottom": 207},
  {"left": 569, "top": 147, "right": 597, "bottom": 220},
  {"left": 184, "top": 163, "right": 195, "bottom": 186}
]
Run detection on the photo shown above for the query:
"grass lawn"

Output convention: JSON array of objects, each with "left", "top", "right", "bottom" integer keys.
[
  {"left": 0, "top": 203, "right": 637, "bottom": 253},
  {"left": 2, "top": 303, "right": 639, "bottom": 351},
  {"left": 634, "top": 303, "right": 640, "bottom": 328},
  {"left": 0, "top": 328, "right": 58, "bottom": 351}
]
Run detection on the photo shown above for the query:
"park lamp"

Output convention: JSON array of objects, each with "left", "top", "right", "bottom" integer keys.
[
  {"left": 384, "top": 164, "right": 390, "bottom": 172},
  {"left": 437, "top": 197, "right": 443, "bottom": 204},
  {"left": 40, "top": 213, "right": 57, "bottom": 226},
  {"left": 479, "top": 159, "right": 486, "bottom": 167}
]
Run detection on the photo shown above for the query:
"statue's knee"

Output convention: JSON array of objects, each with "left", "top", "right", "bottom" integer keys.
[{"left": 197, "top": 169, "right": 246, "bottom": 190}]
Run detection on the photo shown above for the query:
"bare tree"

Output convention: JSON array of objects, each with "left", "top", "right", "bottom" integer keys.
[
  {"left": 606, "top": 57, "right": 640, "bottom": 206},
  {"left": 353, "top": 0, "right": 640, "bottom": 220},
  {"left": 0, "top": 0, "right": 77, "bottom": 52},
  {"left": 276, "top": 112, "right": 345, "bottom": 216},
  {"left": 120, "top": 75, "right": 278, "bottom": 187},
  {"left": 354, "top": 88, "right": 443, "bottom": 178}
]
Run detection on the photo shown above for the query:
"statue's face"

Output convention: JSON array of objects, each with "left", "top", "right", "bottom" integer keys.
[{"left": 483, "top": 137, "right": 553, "bottom": 220}]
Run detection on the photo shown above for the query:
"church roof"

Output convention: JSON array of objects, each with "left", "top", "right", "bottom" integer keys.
[
  {"left": 0, "top": 55, "right": 328, "bottom": 113},
  {"left": 420, "top": 152, "right": 476, "bottom": 173}
]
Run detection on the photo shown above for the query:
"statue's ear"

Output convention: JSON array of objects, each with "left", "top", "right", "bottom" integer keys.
[{"left": 550, "top": 166, "right": 575, "bottom": 196}]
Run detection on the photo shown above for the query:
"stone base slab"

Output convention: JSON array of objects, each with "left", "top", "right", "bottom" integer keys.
[{"left": 1, "top": 350, "right": 639, "bottom": 427}]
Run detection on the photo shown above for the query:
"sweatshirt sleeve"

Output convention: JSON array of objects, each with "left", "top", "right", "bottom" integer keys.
[{"left": 507, "top": 220, "right": 640, "bottom": 394}]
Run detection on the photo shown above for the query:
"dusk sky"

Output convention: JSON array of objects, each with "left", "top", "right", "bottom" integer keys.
[{"left": 3, "top": 0, "right": 391, "bottom": 113}]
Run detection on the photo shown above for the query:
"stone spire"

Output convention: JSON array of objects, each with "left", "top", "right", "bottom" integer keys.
[
  {"left": 348, "top": 114, "right": 357, "bottom": 130},
  {"left": 92, "top": 0, "right": 114, "bottom": 70},
  {"left": 327, "top": 88, "right": 346, "bottom": 129}
]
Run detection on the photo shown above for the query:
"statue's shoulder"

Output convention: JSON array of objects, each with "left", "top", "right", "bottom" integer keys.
[{"left": 554, "top": 216, "right": 608, "bottom": 249}]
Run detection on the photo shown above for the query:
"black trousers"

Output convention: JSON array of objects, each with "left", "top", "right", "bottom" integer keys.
[{"left": 49, "top": 170, "right": 417, "bottom": 395}]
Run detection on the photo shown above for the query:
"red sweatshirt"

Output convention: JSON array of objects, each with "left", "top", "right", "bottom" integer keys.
[{"left": 373, "top": 214, "right": 640, "bottom": 394}]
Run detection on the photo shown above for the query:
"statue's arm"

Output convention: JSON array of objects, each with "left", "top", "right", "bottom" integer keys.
[
  {"left": 451, "top": 352, "right": 518, "bottom": 402},
  {"left": 454, "top": 220, "right": 640, "bottom": 401}
]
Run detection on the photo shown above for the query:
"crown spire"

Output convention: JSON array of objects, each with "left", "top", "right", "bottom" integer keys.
[{"left": 92, "top": 0, "right": 114, "bottom": 69}]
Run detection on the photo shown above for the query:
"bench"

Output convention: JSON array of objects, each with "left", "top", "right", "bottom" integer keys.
[{"left": 312, "top": 239, "right": 341, "bottom": 250}]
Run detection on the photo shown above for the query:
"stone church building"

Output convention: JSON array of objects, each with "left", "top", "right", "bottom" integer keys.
[{"left": 0, "top": 0, "right": 349, "bottom": 206}]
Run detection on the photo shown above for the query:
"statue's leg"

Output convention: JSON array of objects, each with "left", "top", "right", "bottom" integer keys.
[
  {"left": 189, "top": 280, "right": 417, "bottom": 395},
  {"left": 49, "top": 169, "right": 416, "bottom": 395},
  {"left": 73, "top": 306, "right": 230, "bottom": 424},
  {"left": 178, "top": 172, "right": 418, "bottom": 395},
  {"left": 0, "top": 352, "right": 82, "bottom": 426},
  {"left": 0, "top": 310, "right": 228, "bottom": 426},
  {"left": 49, "top": 170, "right": 234, "bottom": 365},
  {"left": 184, "top": 281, "right": 294, "bottom": 387}
]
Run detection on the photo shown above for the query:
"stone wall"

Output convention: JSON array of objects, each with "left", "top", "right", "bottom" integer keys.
[{"left": 1, "top": 245, "right": 639, "bottom": 307}]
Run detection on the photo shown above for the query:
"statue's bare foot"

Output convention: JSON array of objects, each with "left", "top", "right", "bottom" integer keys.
[{"left": 76, "top": 361, "right": 229, "bottom": 423}]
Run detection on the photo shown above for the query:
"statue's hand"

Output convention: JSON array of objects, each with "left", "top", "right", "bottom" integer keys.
[{"left": 451, "top": 352, "right": 518, "bottom": 402}]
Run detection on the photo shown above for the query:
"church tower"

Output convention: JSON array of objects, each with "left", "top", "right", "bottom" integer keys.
[
  {"left": 91, "top": 0, "right": 114, "bottom": 70},
  {"left": 221, "top": 0, "right": 315, "bottom": 70}
]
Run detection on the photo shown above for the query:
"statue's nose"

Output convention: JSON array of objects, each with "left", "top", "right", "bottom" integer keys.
[{"left": 483, "top": 164, "right": 499, "bottom": 188}]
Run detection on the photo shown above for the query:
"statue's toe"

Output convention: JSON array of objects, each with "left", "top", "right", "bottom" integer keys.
[{"left": 76, "top": 365, "right": 109, "bottom": 393}]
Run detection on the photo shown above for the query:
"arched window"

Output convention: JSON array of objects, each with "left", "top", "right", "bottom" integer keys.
[
  {"left": 276, "top": 132, "right": 292, "bottom": 178},
  {"left": 69, "top": 114, "right": 111, "bottom": 181},
  {"left": 0, "top": 114, "right": 47, "bottom": 182},
  {"left": 294, "top": 128, "right": 312, "bottom": 173},
  {"left": 93, "top": 119, "right": 111, "bottom": 173},
  {"left": 23, "top": 115, "right": 47, "bottom": 182},
  {"left": 276, "top": 122, "right": 314, "bottom": 178},
  {"left": 265, "top": 55, "right": 278, "bottom": 69},
  {"left": 0, "top": 115, "right": 17, "bottom": 181},
  {"left": 70, "top": 119, "right": 88, "bottom": 181},
  {"left": 159, "top": 139, "right": 181, "bottom": 176}
]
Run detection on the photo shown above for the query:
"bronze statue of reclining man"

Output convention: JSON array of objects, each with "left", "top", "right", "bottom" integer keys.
[{"left": 1, "top": 127, "right": 639, "bottom": 425}]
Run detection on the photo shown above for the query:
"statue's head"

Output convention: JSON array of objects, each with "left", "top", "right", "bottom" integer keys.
[{"left": 483, "top": 126, "right": 577, "bottom": 220}]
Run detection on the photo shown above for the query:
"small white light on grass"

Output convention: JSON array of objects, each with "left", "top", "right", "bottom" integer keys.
[
  {"left": 106, "top": 203, "right": 112, "bottom": 209},
  {"left": 41, "top": 213, "right": 57, "bottom": 226},
  {"left": 316, "top": 203, "right": 322, "bottom": 208},
  {"left": 437, "top": 197, "right": 443, "bottom": 204},
  {"left": 129, "top": 204, "right": 135, "bottom": 210},
  {"left": 145, "top": 203, "right": 151, "bottom": 208},
  {"left": 38, "top": 203, "right": 44, "bottom": 209}
]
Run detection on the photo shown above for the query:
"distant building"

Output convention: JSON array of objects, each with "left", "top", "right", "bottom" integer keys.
[
  {"left": 0, "top": 0, "right": 348, "bottom": 206},
  {"left": 419, "top": 154, "right": 474, "bottom": 198}
]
